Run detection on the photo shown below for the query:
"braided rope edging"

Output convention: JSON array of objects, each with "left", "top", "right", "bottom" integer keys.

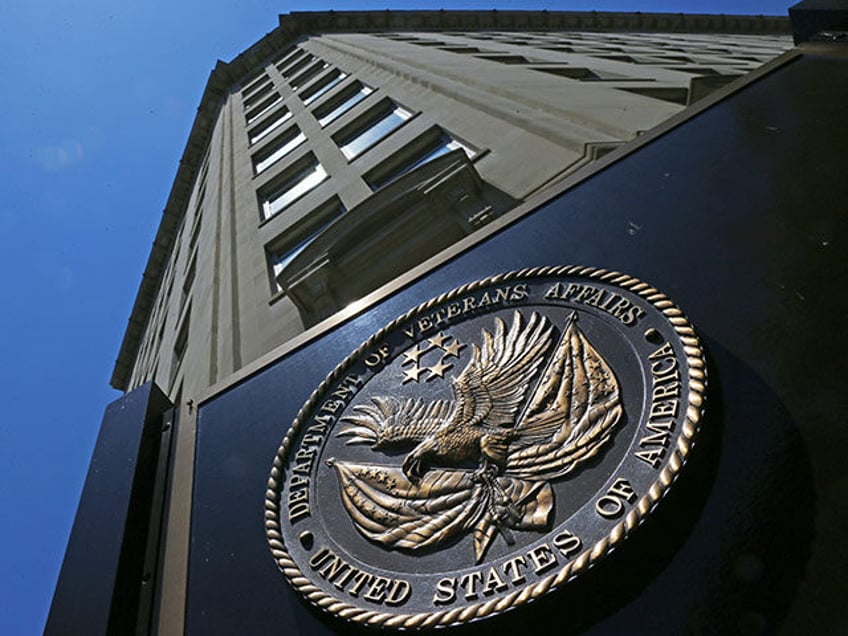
[{"left": 265, "top": 265, "right": 707, "bottom": 629}]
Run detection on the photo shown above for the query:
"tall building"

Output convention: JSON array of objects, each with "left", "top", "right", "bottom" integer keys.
[
  {"left": 109, "top": 11, "right": 791, "bottom": 403},
  {"left": 54, "top": 7, "right": 848, "bottom": 635}
]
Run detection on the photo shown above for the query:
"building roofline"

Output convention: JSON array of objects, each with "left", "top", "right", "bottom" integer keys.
[{"left": 110, "top": 9, "right": 791, "bottom": 391}]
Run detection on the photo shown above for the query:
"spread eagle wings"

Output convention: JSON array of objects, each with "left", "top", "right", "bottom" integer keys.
[{"left": 330, "top": 310, "right": 623, "bottom": 562}]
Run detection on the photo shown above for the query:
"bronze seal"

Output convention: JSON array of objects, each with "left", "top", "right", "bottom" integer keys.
[{"left": 266, "top": 266, "right": 706, "bottom": 628}]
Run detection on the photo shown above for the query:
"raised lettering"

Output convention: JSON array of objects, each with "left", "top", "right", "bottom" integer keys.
[
  {"left": 482, "top": 567, "right": 508, "bottom": 595},
  {"left": 545, "top": 282, "right": 564, "bottom": 299},
  {"left": 510, "top": 283, "right": 529, "bottom": 300},
  {"left": 433, "top": 577, "right": 457, "bottom": 605},
  {"left": 553, "top": 530, "right": 582, "bottom": 558},
  {"left": 385, "top": 580, "right": 411, "bottom": 606},
  {"left": 503, "top": 555, "right": 528, "bottom": 584},
  {"left": 364, "top": 576, "right": 391, "bottom": 603},
  {"left": 635, "top": 447, "right": 665, "bottom": 468},
  {"left": 527, "top": 544, "right": 558, "bottom": 574},
  {"left": 348, "top": 571, "right": 372, "bottom": 597},
  {"left": 621, "top": 305, "right": 646, "bottom": 325},
  {"left": 649, "top": 342, "right": 675, "bottom": 360},
  {"left": 459, "top": 571, "right": 483, "bottom": 600},
  {"left": 596, "top": 479, "right": 637, "bottom": 519}
]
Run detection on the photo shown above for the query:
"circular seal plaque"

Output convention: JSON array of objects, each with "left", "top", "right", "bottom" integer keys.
[{"left": 266, "top": 266, "right": 706, "bottom": 629}]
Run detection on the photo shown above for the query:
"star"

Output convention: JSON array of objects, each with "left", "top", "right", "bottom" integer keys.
[
  {"left": 426, "top": 359, "right": 453, "bottom": 380},
  {"left": 402, "top": 345, "right": 427, "bottom": 364},
  {"left": 428, "top": 332, "right": 449, "bottom": 349},
  {"left": 402, "top": 365, "right": 425, "bottom": 383},
  {"left": 442, "top": 339, "right": 465, "bottom": 359}
]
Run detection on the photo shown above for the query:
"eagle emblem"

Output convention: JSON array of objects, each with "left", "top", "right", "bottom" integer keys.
[{"left": 327, "top": 310, "right": 623, "bottom": 563}]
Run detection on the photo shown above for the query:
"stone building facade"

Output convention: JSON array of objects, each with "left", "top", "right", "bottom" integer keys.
[{"left": 111, "top": 11, "right": 791, "bottom": 404}]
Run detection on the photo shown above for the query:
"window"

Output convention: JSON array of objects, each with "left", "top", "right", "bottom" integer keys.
[
  {"left": 188, "top": 213, "right": 202, "bottom": 253},
  {"left": 253, "top": 127, "right": 307, "bottom": 174},
  {"left": 300, "top": 69, "right": 348, "bottom": 105},
  {"left": 366, "top": 131, "right": 473, "bottom": 191},
  {"left": 241, "top": 74, "right": 270, "bottom": 99},
  {"left": 475, "top": 54, "right": 531, "bottom": 64},
  {"left": 314, "top": 82, "right": 373, "bottom": 127},
  {"left": 268, "top": 198, "right": 346, "bottom": 291},
  {"left": 258, "top": 155, "right": 328, "bottom": 220},
  {"left": 335, "top": 101, "right": 413, "bottom": 160},
  {"left": 242, "top": 82, "right": 275, "bottom": 110},
  {"left": 245, "top": 93, "right": 281, "bottom": 125},
  {"left": 531, "top": 66, "right": 599, "bottom": 80},
  {"left": 273, "top": 46, "right": 300, "bottom": 70},
  {"left": 289, "top": 60, "right": 329, "bottom": 89},
  {"left": 248, "top": 108, "right": 292, "bottom": 145},
  {"left": 438, "top": 46, "right": 483, "bottom": 54},
  {"left": 171, "top": 312, "right": 189, "bottom": 380},
  {"left": 281, "top": 53, "right": 315, "bottom": 78},
  {"left": 179, "top": 255, "right": 196, "bottom": 315}
]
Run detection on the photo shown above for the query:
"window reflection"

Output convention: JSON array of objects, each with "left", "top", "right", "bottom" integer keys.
[
  {"left": 316, "top": 83, "right": 373, "bottom": 127},
  {"left": 254, "top": 130, "right": 306, "bottom": 174},
  {"left": 367, "top": 134, "right": 473, "bottom": 190},
  {"left": 302, "top": 71, "right": 348, "bottom": 105},
  {"left": 338, "top": 104, "right": 412, "bottom": 160},
  {"left": 248, "top": 108, "right": 292, "bottom": 145},
  {"left": 261, "top": 160, "right": 328, "bottom": 220}
]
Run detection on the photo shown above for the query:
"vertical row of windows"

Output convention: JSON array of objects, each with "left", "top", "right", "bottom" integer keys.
[
  {"left": 130, "top": 142, "right": 209, "bottom": 391},
  {"left": 240, "top": 44, "right": 477, "bottom": 300}
]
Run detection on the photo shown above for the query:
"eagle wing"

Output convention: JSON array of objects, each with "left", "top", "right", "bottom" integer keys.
[
  {"left": 506, "top": 313, "right": 623, "bottom": 480},
  {"left": 449, "top": 311, "right": 554, "bottom": 437},
  {"left": 337, "top": 396, "right": 453, "bottom": 446}
]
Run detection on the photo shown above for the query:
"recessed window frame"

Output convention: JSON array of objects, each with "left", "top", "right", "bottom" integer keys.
[
  {"left": 300, "top": 69, "right": 348, "bottom": 105},
  {"left": 365, "top": 128, "right": 475, "bottom": 191},
  {"left": 333, "top": 98, "right": 414, "bottom": 161},
  {"left": 241, "top": 74, "right": 271, "bottom": 99},
  {"left": 281, "top": 53, "right": 316, "bottom": 79},
  {"left": 258, "top": 154, "right": 329, "bottom": 221},
  {"left": 245, "top": 93, "right": 282, "bottom": 125},
  {"left": 179, "top": 254, "right": 196, "bottom": 316},
  {"left": 313, "top": 81, "right": 374, "bottom": 127},
  {"left": 267, "top": 196, "right": 346, "bottom": 295},
  {"left": 474, "top": 54, "right": 532, "bottom": 65},
  {"left": 252, "top": 125, "right": 307, "bottom": 175},
  {"left": 248, "top": 107, "right": 292, "bottom": 145},
  {"left": 188, "top": 212, "right": 202, "bottom": 254},
  {"left": 289, "top": 60, "right": 329, "bottom": 90},
  {"left": 170, "top": 308, "right": 190, "bottom": 382},
  {"left": 242, "top": 82, "right": 275, "bottom": 110},
  {"left": 273, "top": 46, "right": 300, "bottom": 70}
]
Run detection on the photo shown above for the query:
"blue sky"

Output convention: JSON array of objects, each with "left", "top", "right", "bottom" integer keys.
[{"left": 0, "top": 1, "right": 793, "bottom": 633}]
